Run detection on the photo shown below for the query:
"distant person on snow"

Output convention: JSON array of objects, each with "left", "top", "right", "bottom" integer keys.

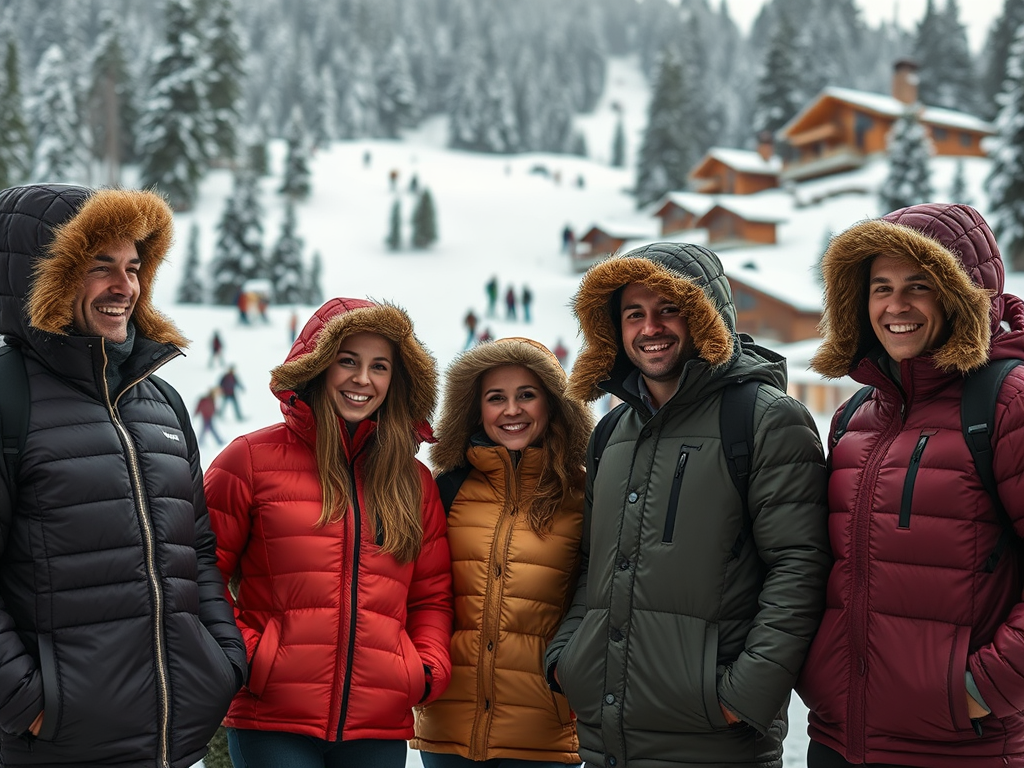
[
  {"left": 485, "top": 275, "right": 499, "bottom": 317},
  {"left": 505, "top": 286, "right": 517, "bottom": 321},
  {"left": 218, "top": 365, "right": 245, "bottom": 421},
  {"left": 204, "top": 297, "right": 453, "bottom": 768},
  {"left": 0, "top": 183, "right": 244, "bottom": 766},
  {"left": 463, "top": 309, "right": 478, "bottom": 349},
  {"left": 195, "top": 388, "right": 224, "bottom": 446},
  {"left": 521, "top": 284, "right": 534, "bottom": 323},
  {"left": 210, "top": 328, "right": 225, "bottom": 368}
]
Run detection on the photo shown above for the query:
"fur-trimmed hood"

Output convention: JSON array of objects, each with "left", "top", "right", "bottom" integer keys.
[
  {"left": 811, "top": 203, "right": 1004, "bottom": 378},
  {"left": 568, "top": 242, "right": 741, "bottom": 403},
  {"left": 430, "top": 337, "right": 594, "bottom": 473},
  {"left": 270, "top": 297, "right": 438, "bottom": 429},
  {"left": 0, "top": 184, "right": 187, "bottom": 349}
]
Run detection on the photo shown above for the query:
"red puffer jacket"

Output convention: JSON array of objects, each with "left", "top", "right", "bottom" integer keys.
[
  {"left": 799, "top": 204, "right": 1024, "bottom": 767},
  {"left": 205, "top": 298, "right": 453, "bottom": 741}
]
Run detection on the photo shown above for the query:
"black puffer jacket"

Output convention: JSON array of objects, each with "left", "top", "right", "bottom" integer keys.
[{"left": 0, "top": 184, "right": 245, "bottom": 767}]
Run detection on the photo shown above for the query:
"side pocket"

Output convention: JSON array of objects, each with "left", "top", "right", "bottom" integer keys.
[
  {"left": 247, "top": 618, "right": 281, "bottom": 699},
  {"left": 947, "top": 625, "right": 972, "bottom": 732},
  {"left": 702, "top": 623, "right": 728, "bottom": 730},
  {"left": 399, "top": 631, "right": 426, "bottom": 706},
  {"left": 36, "top": 634, "right": 59, "bottom": 741}
]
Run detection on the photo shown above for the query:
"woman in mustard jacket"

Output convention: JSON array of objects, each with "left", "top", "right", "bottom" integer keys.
[{"left": 412, "top": 337, "right": 593, "bottom": 768}]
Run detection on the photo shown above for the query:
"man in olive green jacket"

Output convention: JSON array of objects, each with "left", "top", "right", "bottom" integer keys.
[{"left": 545, "top": 243, "right": 830, "bottom": 768}]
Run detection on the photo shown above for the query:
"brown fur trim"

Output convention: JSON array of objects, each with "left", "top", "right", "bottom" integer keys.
[
  {"left": 811, "top": 219, "right": 992, "bottom": 377},
  {"left": 271, "top": 303, "right": 437, "bottom": 423},
  {"left": 567, "top": 256, "right": 734, "bottom": 402},
  {"left": 430, "top": 337, "right": 593, "bottom": 473},
  {"left": 27, "top": 188, "right": 187, "bottom": 347}
]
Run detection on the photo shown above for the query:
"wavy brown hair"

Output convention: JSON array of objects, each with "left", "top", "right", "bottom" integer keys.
[
  {"left": 304, "top": 343, "right": 423, "bottom": 564},
  {"left": 430, "top": 339, "right": 593, "bottom": 535}
]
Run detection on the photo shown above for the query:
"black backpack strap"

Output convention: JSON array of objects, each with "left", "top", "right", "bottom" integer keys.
[
  {"left": 436, "top": 465, "right": 473, "bottom": 515},
  {"left": 962, "top": 358, "right": 1023, "bottom": 572},
  {"left": 0, "top": 346, "right": 29, "bottom": 502},
  {"left": 832, "top": 385, "right": 874, "bottom": 448},
  {"left": 720, "top": 381, "right": 760, "bottom": 559},
  {"left": 593, "top": 402, "right": 630, "bottom": 469}
]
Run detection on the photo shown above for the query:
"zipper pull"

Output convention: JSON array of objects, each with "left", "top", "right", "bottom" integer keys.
[{"left": 674, "top": 452, "right": 687, "bottom": 478}]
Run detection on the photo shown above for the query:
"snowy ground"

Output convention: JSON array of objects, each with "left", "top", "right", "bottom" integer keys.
[{"left": 157, "top": 55, "right": 1007, "bottom": 768}]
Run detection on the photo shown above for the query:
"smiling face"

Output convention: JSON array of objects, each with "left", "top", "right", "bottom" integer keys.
[
  {"left": 324, "top": 331, "right": 394, "bottom": 427},
  {"left": 71, "top": 240, "right": 140, "bottom": 343},
  {"left": 479, "top": 364, "right": 550, "bottom": 451},
  {"left": 868, "top": 254, "right": 950, "bottom": 362},
  {"left": 620, "top": 282, "right": 696, "bottom": 406}
]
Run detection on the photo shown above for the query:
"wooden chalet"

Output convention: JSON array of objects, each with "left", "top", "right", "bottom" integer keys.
[
  {"left": 689, "top": 145, "right": 781, "bottom": 195},
  {"left": 779, "top": 60, "right": 994, "bottom": 182},
  {"left": 571, "top": 220, "right": 660, "bottom": 272},
  {"left": 695, "top": 199, "right": 787, "bottom": 248},
  {"left": 726, "top": 270, "right": 821, "bottom": 344},
  {"left": 651, "top": 192, "right": 714, "bottom": 236}
]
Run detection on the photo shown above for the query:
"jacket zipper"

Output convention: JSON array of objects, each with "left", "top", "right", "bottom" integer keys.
[
  {"left": 847, "top": 395, "right": 903, "bottom": 762},
  {"left": 662, "top": 446, "right": 688, "bottom": 543},
  {"left": 108, "top": 347, "right": 181, "bottom": 768},
  {"left": 470, "top": 452, "right": 519, "bottom": 758},
  {"left": 898, "top": 434, "right": 931, "bottom": 529},
  {"left": 337, "top": 475, "right": 362, "bottom": 737}
]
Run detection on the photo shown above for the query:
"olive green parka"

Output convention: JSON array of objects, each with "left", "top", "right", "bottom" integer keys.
[{"left": 544, "top": 243, "right": 831, "bottom": 768}]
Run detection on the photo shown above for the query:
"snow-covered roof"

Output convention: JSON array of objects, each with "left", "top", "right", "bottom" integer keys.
[
  {"left": 699, "top": 191, "right": 793, "bottom": 224},
  {"left": 654, "top": 191, "right": 716, "bottom": 217},
  {"left": 781, "top": 86, "right": 995, "bottom": 136},
  {"left": 724, "top": 262, "right": 823, "bottom": 313},
  {"left": 701, "top": 148, "right": 782, "bottom": 175},
  {"left": 584, "top": 218, "right": 661, "bottom": 241}
]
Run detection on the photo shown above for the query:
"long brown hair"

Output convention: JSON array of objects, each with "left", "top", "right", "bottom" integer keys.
[{"left": 305, "top": 340, "right": 424, "bottom": 564}]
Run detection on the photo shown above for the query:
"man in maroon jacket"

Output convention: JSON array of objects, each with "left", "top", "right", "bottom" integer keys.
[{"left": 798, "top": 203, "right": 1024, "bottom": 767}]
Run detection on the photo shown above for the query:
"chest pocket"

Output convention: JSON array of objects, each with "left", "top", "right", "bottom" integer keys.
[{"left": 898, "top": 430, "right": 936, "bottom": 529}]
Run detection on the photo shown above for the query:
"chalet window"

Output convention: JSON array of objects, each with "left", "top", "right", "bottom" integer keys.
[
  {"left": 736, "top": 289, "right": 757, "bottom": 311},
  {"left": 933, "top": 127, "right": 948, "bottom": 141},
  {"left": 960, "top": 132, "right": 972, "bottom": 147},
  {"left": 854, "top": 113, "right": 872, "bottom": 149}
]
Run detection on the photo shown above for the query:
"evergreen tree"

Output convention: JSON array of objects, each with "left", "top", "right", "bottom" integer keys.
[
  {"left": 411, "top": 188, "right": 437, "bottom": 249},
  {"left": 279, "top": 104, "right": 312, "bottom": 199},
  {"left": 137, "top": 0, "right": 213, "bottom": 211},
  {"left": 376, "top": 37, "right": 417, "bottom": 138},
  {"left": 246, "top": 103, "right": 273, "bottom": 177},
  {"left": 949, "top": 159, "right": 971, "bottom": 205},
  {"left": 88, "top": 11, "right": 138, "bottom": 186},
  {"left": 177, "top": 223, "right": 205, "bottom": 304},
  {"left": 312, "top": 64, "right": 338, "bottom": 149},
  {"left": 981, "top": 0, "right": 1024, "bottom": 119},
  {"left": 205, "top": 0, "right": 245, "bottom": 165},
  {"left": 386, "top": 198, "right": 401, "bottom": 251},
  {"left": 305, "top": 250, "right": 324, "bottom": 305},
  {"left": 635, "top": 49, "right": 702, "bottom": 208},
  {"left": 0, "top": 36, "right": 31, "bottom": 188},
  {"left": 209, "top": 170, "right": 266, "bottom": 305},
  {"left": 879, "top": 106, "right": 934, "bottom": 213},
  {"left": 611, "top": 113, "right": 626, "bottom": 168},
  {"left": 30, "top": 44, "right": 88, "bottom": 183},
  {"left": 914, "top": 0, "right": 976, "bottom": 111},
  {"left": 270, "top": 200, "right": 307, "bottom": 303},
  {"left": 752, "top": 11, "right": 804, "bottom": 135},
  {"left": 989, "top": 26, "right": 1024, "bottom": 269}
]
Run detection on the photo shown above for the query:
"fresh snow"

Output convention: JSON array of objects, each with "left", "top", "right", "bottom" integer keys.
[{"left": 139, "top": 56, "right": 999, "bottom": 768}]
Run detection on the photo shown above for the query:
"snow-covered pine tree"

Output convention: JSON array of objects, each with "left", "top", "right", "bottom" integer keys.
[
  {"left": 137, "top": 0, "right": 213, "bottom": 210},
  {"left": 30, "top": 44, "right": 89, "bottom": 184},
  {"left": 949, "top": 159, "right": 971, "bottom": 205},
  {"left": 988, "top": 25, "right": 1024, "bottom": 269},
  {"left": 246, "top": 102, "right": 273, "bottom": 177},
  {"left": 981, "top": 0, "right": 1024, "bottom": 119},
  {"left": 914, "top": 0, "right": 976, "bottom": 112},
  {"left": 270, "top": 199, "right": 307, "bottom": 303},
  {"left": 280, "top": 104, "right": 312, "bottom": 199},
  {"left": 448, "top": 39, "right": 487, "bottom": 151},
  {"left": 209, "top": 170, "right": 266, "bottom": 304},
  {"left": 338, "top": 42, "right": 379, "bottom": 138},
  {"left": 411, "top": 188, "right": 437, "bottom": 249},
  {"left": 305, "top": 251, "right": 324, "bottom": 305},
  {"left": 879, "top": 106, "right": 934, "bottom": 213},
  {"left": 635, "top": 48, "right": 702, "bottom": 208},
  {"left": 0, "top": 36, "right": 31, "bottom": 188},
  {"left": 312, "top": 64, "right": 338, "bottom": 150},
  {"left": 204, "top": 0, "right": 245, "bottom": 165},
  {"left": 177, "top": 223, "right": 205, "bottom": 304},
  {"left": 376, "top": 37, "right": 418, "bottom": 139},
  {"left": 752, "top": 10, "right": 804, "bottom": 136},
  {"left": 611, "top": 114, "right": 626, "bottom": 168},
  {"left": 88, "top": 11, "right": 138, "bottom": 187},
  {"left": 386, "top": 198, "right": 402, "bottom": 251}
]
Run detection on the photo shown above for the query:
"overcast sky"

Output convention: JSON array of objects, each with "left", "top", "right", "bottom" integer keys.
[{"left": 721, "top": 0, "right": 1003, "bottom": 52}]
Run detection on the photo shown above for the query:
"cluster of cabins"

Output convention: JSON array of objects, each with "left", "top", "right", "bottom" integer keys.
[{"left": 572, "top": 61, "right": 994, "bottom": 416}]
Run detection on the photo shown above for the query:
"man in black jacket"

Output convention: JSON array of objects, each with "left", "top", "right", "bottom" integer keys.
[{"left": 0, "top": 184, "right": 246, "bottom": 767}]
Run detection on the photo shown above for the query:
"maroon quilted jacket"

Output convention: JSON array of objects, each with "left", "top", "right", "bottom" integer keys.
[{"left": 799, "top": 204, "right": 1024, "bottom": 766}]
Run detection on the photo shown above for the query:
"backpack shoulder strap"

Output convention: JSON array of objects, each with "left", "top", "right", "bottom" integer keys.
[
  {"left": 720, "top": 380, "right": 760, "bottom": 559},
  {"left": 832, "top": 385, "right": 874, "bottom": 448},
  {"left": 961, "top": 358, "right": 1023, "bottom": 572},
  {"left": 0, "top": 346, "right": 29, "bottom": 501},
  {"left": 436, "top": 465, "right": 473, "bottom": 516},
  {"left": 593, "top": 402, "right": 630, "bottom": 469}
]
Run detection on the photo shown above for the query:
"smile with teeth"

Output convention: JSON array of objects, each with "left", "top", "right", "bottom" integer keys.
[
  {"left": 342, "top": 392, "right": 371, "bottom": 403},
  {"left": 97, "top": 306, "right": 127, "bottom": 316},
  {"left": 640, "top": 342, "right": 672, "bottom": 353},
  {"left": 887, "top": 323, "right": 922, "bottom": 334},
  {"left": 499, "top": 423, "right": 528, "bottom": 432}
]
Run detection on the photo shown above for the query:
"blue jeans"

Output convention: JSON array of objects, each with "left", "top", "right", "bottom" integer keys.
[
  {"left": 420, "top": 752, "right": 577, "bottom": 768},
  {"left": 226, "top": 728, "right": 407, "bottom": 768}
]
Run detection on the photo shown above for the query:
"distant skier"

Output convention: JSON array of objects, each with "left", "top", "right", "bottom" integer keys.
[
  {"left": 194, "top": 389, "right": 224, "bottom": 446},
  {"left": 463, "top": 309, "right": 478, "bottom": 349},
  {"left": 289, "top": 311, "right": 299, "bottom": 345},
  {"left": 219, "top": 365, "right": 245, "bottom": 421},
  {"left": 209, "top": 329, "right": 225, "bottom": 368},
  {"left": 504, "top": 286, "right": 517, "bottom": 321},
  {"left": 562, "top": 225, "right": 575, "bottom": 255},
  {"left": 521, "top": 285, "right": 533, "bottom": 323},
  {"left": 485, "top": 275, "right": 498, "bottom": 317},
  {"left": 553, "top": 338, "right": 569, "bottom": 368}
]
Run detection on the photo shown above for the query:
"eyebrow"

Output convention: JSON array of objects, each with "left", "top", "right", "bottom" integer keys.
[
  {"left": 95, "top": 254, "right": 142, "bottom": 265},
  {"left": 485, "top": 385, "right": 538, "bottom": 395},
  {"left": 337, "top": 349, "right": 392, "bottom": 362},
  {"left": 869, "top": 272, "right": 931, "bottom": 285}
]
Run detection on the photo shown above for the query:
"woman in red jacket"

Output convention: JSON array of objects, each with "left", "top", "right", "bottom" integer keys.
[{"left": 205, "top": 297, "right": 453, "bottom": 768}]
